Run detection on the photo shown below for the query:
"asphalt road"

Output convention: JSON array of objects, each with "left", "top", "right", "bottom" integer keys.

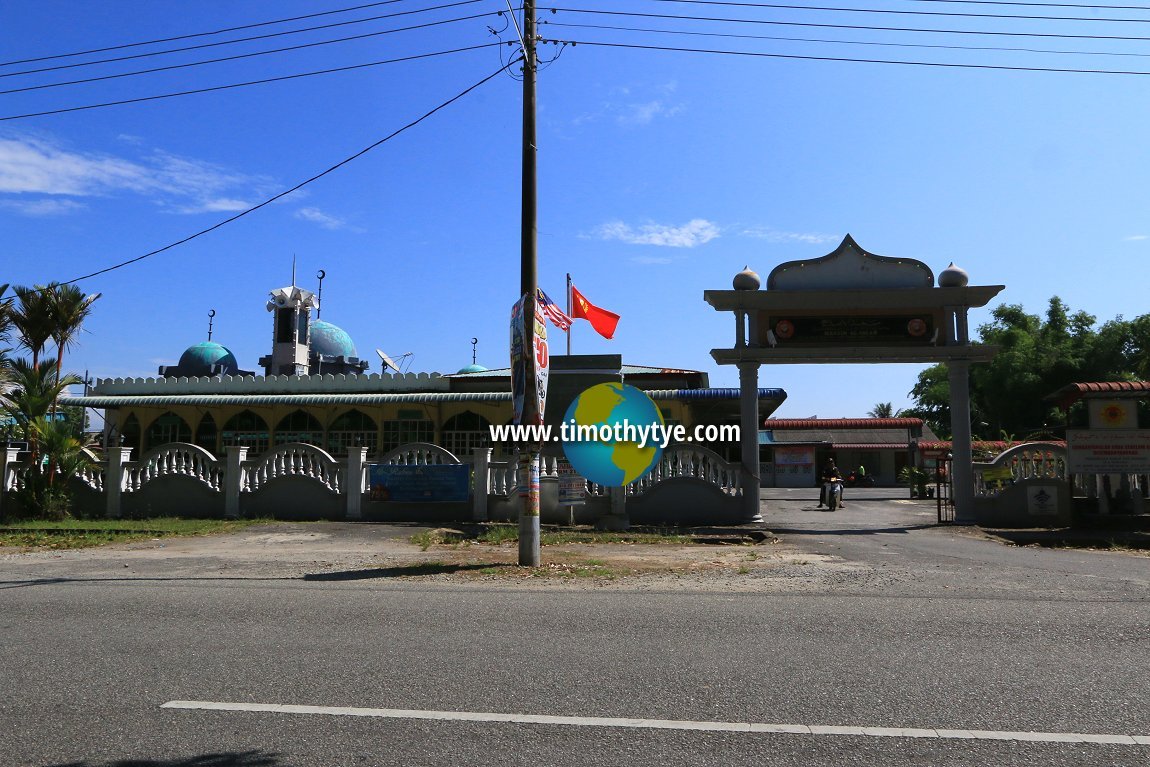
[{"left": 1, "top": 491, "right": 1147, "bottom": 767}]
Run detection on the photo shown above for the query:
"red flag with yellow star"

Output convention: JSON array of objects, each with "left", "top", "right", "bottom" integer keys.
[{"left": 570, "top": 284, "right": 620, "bottom": 339}]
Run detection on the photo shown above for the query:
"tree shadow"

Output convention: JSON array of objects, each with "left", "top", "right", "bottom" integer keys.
[
  {"left": 45, "top": 750, "right": 283, "bottom": 767},
  {"left": 768, "top": 523, "right": 941, "bottom": 536},
  {"left": 303, "top": 562, "right": 516, "bottom": 580}
]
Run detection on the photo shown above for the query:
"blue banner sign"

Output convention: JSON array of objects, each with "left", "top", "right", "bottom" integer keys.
[{"left": 367, "top": 464, "right": 470, "bottom": 503}]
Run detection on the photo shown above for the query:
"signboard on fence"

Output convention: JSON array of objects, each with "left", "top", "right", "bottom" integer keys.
[
  {"left": 557, "top": 459, "right": 586, "bottom": 506},
  {"left": 1066, "top": 429, "right": 1150, "bottom": 474},
  {"left": 367, "top": 464, "right": 470, "bottom": 503}
]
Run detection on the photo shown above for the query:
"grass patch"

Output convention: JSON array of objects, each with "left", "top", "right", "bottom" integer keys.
[
  {"left": 0, "top": 517, "right": 272, "bottom": 550},
  {"left": 410, "top": 524, "right": 698, "bottom": 550}
]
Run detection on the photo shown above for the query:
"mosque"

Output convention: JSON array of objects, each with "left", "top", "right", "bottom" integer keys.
[{"left": 73, "top": 277, "right": 790, "bottom": 463}]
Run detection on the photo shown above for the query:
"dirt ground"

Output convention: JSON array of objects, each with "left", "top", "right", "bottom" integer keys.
[{"left": 0, "top": 521, "right": 852, "bottom": 591}]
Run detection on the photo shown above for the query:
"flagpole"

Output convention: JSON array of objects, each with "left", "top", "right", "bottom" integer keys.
[{"left": 566, "top": 273, "right": 572, "bottom": 355}]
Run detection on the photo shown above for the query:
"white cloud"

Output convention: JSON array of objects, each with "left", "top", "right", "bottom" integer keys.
[
  {"left": 594, "top": 219, "right": 720, "bottom": 248},
  {"left": 0, "top": 134, "right": 274, "bottom": 216},
  {"left": 617, "top": 100, "right": 683, "bottom": 127},
  {"left": 294, "top": 207, "right": 347, "bottom": 230},
  {"left": 1123, "top": 234, "right": 1148, "bottom": 241},
  {"left": 0, "top": 198, "right": 86, "bottom": 216},
  {"left": 741, "top": 227, "right": 838, "bottom": 245}
]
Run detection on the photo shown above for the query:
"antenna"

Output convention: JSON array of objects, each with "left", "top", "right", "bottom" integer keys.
[
  {"left": 316, "top": 269, "right": 325, "bottom": 319},
  {"left": 207, "top": 309, "right": 216, "bottom": 341},
  {"left": 376, "top": 349, "right": 401, "bottom": 374},
  {"left": 471, "top": 337, "right": 479, "bottom": 365}
]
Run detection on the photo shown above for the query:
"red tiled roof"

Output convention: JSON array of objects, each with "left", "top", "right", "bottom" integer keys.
[
  {"left": 917, "top": 440, "right": 1066, "bottom": 453},
  {"left": 832, "top": 443, "right": 911, "bottom": 450},
  {"left": 1047, "top": 381, "right": 1150, "bottom": 407},
  {"left": 765, "top": 418, "right": 923, "bottom": 429}
]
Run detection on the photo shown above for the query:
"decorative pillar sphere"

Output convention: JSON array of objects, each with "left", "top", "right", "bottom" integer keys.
[
  {"left": 733, "top": 266, "right": 761, "bottom": 291},
  {"left": 938, "top": 262, "right": 970, "bottom": 288}
]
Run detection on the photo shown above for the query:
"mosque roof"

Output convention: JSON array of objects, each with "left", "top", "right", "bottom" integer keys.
[
  {"left": 177, "top": 342, "right": 240, "bottom": 375},
  {"left": 310, "top": 320, "right": 357, "bottom": 358}
]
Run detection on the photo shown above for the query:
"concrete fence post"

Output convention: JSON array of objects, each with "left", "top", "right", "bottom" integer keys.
[
  {"left": 473, "top": 447, "right": 492, "bottom": 521},
  {"left": 105, "top": 447, "right": 133, "bottom": 519},
  {"left": 1, "top": 447, "right": 21, "bottom": 520},
  {"left": 224, "top": 446, "right": 249, "bottom": 519},
  {"left": 346, "top": 447, "right": 368, "bottom": 520}
]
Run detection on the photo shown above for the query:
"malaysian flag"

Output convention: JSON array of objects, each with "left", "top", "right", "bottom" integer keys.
[{"left": 537, "top": 288, "right": 573, "bottom": 331}]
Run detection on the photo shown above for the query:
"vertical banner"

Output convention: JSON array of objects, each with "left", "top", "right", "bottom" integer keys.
[
  {"left": 533, "top": 289, "right": 549, "bottom": 426},
  {"left": 510, "top": 294, "right": 528, "bottom": 425}
]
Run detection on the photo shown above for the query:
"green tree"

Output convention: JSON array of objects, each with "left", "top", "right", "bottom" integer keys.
[
  {"left": 867, "top": 402, "right": 895, "bottom": 419},
  {"left": 11, "top": 285, "right": 55, "bottom": 370},
  {"left": 46, "top": 284, "right": 99, "bottom": 418},
  {"left": 906, "top": 296, "right": 1150, "bottom": 440}
]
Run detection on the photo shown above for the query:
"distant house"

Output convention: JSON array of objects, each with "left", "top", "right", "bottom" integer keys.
[{"left": 759, "top": 418, "right": 938, "bottom": 487}]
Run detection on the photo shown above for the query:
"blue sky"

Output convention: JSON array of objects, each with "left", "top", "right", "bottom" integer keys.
[{"left": 3, "top": 0, "right": 1150, "bottom": 420}]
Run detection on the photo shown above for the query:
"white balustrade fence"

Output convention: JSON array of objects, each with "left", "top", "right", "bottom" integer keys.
[
  {"left": 973, "top": 442, "right": 1067, "bottom": 497},
  {"left": 243, "top": 443, "right": 344, "bottom": 494}
]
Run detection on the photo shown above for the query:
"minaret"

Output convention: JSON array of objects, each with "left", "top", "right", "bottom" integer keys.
[{"left": 260, "top": 281, "right": 318, "bottom": 376}]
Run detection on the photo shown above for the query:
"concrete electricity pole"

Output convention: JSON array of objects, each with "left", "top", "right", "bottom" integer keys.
[{"left": 517, "top": 0, "right": 541, "bottom": 567}]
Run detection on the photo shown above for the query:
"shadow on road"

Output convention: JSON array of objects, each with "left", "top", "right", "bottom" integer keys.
[
  {"left": 767, "top": 523, "right": 941, "bottom": 536},
  {"left": 45, "top": 750, "right": 282, "bottom": 767},
  {"left": 303, "top": 562, "right": 515, "bottom": 580}
]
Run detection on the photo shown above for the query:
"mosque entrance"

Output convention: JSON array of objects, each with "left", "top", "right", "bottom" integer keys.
[{"left": 705, "top": 235, "right": 1003, "bottom": 525}]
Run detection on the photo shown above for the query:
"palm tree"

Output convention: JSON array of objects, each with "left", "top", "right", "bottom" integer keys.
[
  {"left": 47, "top": 284, "right": 100, "bottom": 418},
  {"left": 868, "top": 402, "right": 895, "bottom": 419},
  {"left": 12, "top": 284, "right": 56, "bottom": 370},
  {"left": 2, "top": 358, "right": 80, "bottom": 441}
]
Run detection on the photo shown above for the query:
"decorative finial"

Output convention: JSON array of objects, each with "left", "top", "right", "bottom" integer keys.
[
  {"left": 316, "top": 269, "right": 326, "bottom": 319},
  {"left": 733, "top": 265, "right": 761, "bottom": 291},
  {"left": 471, "top": 337, "right": 479, "bottom": 365},
  {"left": 207, "top": 309, "right": 216, "bottom": 341},
  {"left": 938, "top": 262, "right": 969, "bottom": 288}
]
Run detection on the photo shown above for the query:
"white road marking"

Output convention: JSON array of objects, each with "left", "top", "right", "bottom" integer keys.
[{"left": 160, "top": 701, "right": 1150, "bottom": 745}]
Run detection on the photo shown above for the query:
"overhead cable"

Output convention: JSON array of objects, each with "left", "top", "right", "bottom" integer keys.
[{"left": 58, "top": 60, "right": 517, "bottom": 287}]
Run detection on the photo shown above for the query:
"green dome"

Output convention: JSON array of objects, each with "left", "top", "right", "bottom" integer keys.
[
  {"left": 310, "top": 320, "right": 357, "bottom": 358},
  {"left": 178, "top": 341, "right": 239, "bottom": 375},
  {"left": 457, "top": 363, "right": 489, "bottom": 374}
]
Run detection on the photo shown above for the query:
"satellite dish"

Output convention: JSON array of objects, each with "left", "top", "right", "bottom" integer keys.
[{"left": 376, "top": 349, "right": 401, "bottom": 373}]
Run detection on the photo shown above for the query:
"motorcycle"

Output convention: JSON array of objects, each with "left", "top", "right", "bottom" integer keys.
[
  {"left": 846, "top": 471, "right": 876, "bottom": 488},
  {"left": 824, "top": 478, "right": 844, "bottom": 511}
]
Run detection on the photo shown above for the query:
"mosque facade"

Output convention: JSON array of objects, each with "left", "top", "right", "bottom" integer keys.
[{"left": 73, "top": 279, "right": 789, "bottom": 464}]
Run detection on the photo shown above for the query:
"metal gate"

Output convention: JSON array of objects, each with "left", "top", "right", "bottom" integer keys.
[{"left": 936, "top": 456, "right": 954, "bottom": 523}]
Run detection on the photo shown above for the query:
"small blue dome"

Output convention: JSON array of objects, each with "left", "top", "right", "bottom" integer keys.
[
  {"left": 457, "top": 363, "right": 489, "bottom": 374},
  {"left": 178, "top": 341, "right": 239, "bottom": 375},
  {"left": 310, "top": 320, "right": 357, "bottom": 358}
]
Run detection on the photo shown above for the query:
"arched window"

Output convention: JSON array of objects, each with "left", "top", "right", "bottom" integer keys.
[
  {"left": 327, "top": 409, "right": 378, "bottom": 455},
  {"left": 441, "top": 411, "right": 491, "bottom": 457},
  {"left": 274, "top": 409, "right": 323, "bottom": 446},
  {"left": 221, "top": 410, "right": 270, "bottom": 455},
  {"left": 145, "top": 411, "right": 191, "bottom": 449},
  {"left": 119, "top": 413, "right": 141, "bottom": 450},
  {"left": 381, "top": 408, "right": 435, "bottom": 452},
  {"left": 195, "top": 413, "right": 218, "bottom": 453}
]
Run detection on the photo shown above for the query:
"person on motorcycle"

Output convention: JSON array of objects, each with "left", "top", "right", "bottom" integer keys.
[{"left": 818, "top": 458, "right": 845, "bottom": 508}]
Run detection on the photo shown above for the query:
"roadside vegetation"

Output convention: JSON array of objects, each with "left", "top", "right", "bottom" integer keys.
[
  {"left": 903, "top": 296, "right": 1150, "bottom": 440},
  {"left": 1, "top": 282, "right": 101, "bottom": 521},
  {"left": 411, "top": 524, "right": 699, "bottom": 551},
  {"left": 0, "top": 517, "right": 272, "bottom": 550}
]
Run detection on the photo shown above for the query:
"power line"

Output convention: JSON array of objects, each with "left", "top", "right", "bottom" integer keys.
[
  {"left": 0, "top": 42, "right": 506, "bottom": 122},
  {"left": 1, "top": 0, "right": 492, "bottom": 79},
  {"left": 0, "top": 0, "right": 415, "bottom": 68},
  {"left": 905, "top": 0, "right": 1150, "bottom": 10},
  {"left": 642, "top": 0, "right": 1150, "bottom": 24},
  {"left": 0, "top": 12, "right": 500, "bottom": 97},
  {"left": 558, "top": 36, "right": 1150, "bottom": 74},
  {"left": 542, "top": 19, "right": 1150, "bottom": 58},
  {"left": 543, "top": 7, "right": 1150, "bottom": 42},
  {"left": 58, "top": 60, "right": 517, "bottom": 288}
]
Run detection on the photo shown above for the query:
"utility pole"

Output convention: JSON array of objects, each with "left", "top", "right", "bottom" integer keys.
[{"left": 518, "top": 0, "right": 541, "bottom": 567}]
